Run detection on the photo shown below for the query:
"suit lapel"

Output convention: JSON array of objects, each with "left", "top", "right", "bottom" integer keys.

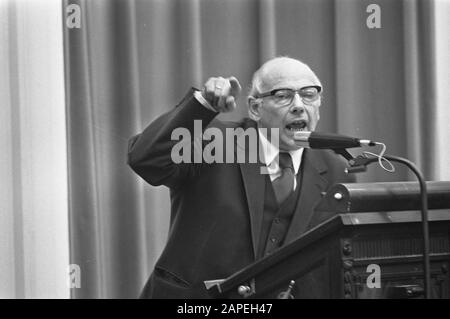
[
  {"left": 237, "top": 119, "right": 266, "bottom": 260},
  {"left": 284, "top": 149, "right": 329, "bottom": 244},
  {"left": 239, "top": 161, "right": 266, "bottom": 260}
]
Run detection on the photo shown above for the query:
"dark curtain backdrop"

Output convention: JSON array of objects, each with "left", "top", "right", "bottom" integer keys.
[{"left": 63, "top": 0, "right": 437, "bottom": 298}]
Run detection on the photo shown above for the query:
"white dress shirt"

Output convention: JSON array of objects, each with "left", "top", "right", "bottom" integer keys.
[{"left": 258, "top": 129, "right": 303, "bottom": 190}]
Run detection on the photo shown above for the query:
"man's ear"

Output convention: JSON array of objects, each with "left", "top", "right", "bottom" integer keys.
[{"left": 247, "top": 96, "right": 262, "bottom": 121}]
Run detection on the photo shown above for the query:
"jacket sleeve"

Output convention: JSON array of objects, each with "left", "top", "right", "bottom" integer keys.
[{"left": 127, "top": 89, "right": 218, "bottom": 189}]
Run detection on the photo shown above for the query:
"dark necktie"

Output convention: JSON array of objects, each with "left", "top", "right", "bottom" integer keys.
[{"left": 272, "top": 152, "right": 295, "bottom": 205}]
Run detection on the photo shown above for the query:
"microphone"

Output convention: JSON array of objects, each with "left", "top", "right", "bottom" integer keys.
[{"left": 294, "top": 131, "right": 376, "bottom": 149}]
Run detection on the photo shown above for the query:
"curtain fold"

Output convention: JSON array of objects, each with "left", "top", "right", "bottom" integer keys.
[
  {"left": 64, "top": 0, "right": 150, "bottom": 298},
  {"left": 259, "top": 0, "right": 276, "bottom": 61},
  {"left": 403, "top": 0, "right": 437, "bottom": 180},
  {"left": 1, "top": 0, "right": 68, "bottom": 298},
  {"left": 433, "top": 0, "right": 450, "bottom": 180},
  {"left": 63, "top": 0, "right": 444, "bottom": 298}
]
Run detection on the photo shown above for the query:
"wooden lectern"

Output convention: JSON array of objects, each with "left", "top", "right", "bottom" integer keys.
[{"left": 207, "top": 181, "right": 450, "bottom": 299}]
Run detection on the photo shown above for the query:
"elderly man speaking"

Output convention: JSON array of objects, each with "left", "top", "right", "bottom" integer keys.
[{"left": 128, "top": 57, "right": 354, "bottom": 298}]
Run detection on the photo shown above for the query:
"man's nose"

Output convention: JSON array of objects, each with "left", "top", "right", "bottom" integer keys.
[{"left": 289, "top": 93, "right": 305, "bottom": 114}]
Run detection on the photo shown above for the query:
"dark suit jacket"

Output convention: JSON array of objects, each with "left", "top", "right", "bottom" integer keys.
[{"left": 128, "top": 89, "right": 355, "bottom": 298}]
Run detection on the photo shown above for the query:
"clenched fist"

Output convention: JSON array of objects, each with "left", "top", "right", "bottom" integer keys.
[{"left": 201, "top": 76, "right": 242, "bottom": 113}]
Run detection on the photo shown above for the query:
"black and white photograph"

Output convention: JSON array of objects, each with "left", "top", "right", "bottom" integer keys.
[{"left": 1, "top": 0, "right": 449, "bottom": 301}]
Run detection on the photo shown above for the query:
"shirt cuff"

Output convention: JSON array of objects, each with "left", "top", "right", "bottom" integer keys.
[{"left": 194, "top": 90, "right": 218, "bottom": 113}]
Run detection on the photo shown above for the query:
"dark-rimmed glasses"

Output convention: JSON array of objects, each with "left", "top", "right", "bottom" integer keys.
[{"left": 256, "top": 86, "right": 321, "bottom": 107}]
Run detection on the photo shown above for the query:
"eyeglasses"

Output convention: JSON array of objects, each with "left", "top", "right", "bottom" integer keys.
[{"left": 256, "top": 86, "right": 321, "bottom": 107}]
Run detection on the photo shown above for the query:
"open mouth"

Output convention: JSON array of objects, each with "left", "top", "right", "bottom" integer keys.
[{"left": 285, "top": 120, "right": 307, "bottom": 132}]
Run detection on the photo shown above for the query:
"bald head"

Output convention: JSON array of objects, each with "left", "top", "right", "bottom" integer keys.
[
  {"left": 247, "top": 57, "right": 323, "bottom": 150},
  {"left": 249, "top": 57, "right": 322, "bottom": 97}
]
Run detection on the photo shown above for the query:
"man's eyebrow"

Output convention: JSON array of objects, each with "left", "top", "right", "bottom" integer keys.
[
  {"left": 271, "top": 85, "right": 315, "bottom": 91},
  {"left": 271, "top": 84, "right": 297, "bottom": 90}
]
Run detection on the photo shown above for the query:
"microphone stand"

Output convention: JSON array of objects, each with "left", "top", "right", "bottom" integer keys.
[{"left": 334, "top": 149, "right": 431, "bottom": 299}]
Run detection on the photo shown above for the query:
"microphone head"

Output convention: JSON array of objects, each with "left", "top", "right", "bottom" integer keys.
[
  {"left": 293, "top": 131, "right": 376, "bottom": 149},
  {"left": 293, "top": 131, "right": 311, "bottom": 140},
  {"left": 293, "top": 131, "right": 312, "bottom": 148},
  {"left": 295, "top": 131, "right": 363, "bottom": 149}
]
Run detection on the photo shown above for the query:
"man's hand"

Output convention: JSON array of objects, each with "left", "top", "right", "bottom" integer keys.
[{"left": 201, "top": 76, "right": 242, "bottom": 113}]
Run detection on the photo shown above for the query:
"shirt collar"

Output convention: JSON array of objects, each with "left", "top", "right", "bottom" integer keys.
[{"left": 258, "top": 128, "right": 303, "bottom": 174}]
